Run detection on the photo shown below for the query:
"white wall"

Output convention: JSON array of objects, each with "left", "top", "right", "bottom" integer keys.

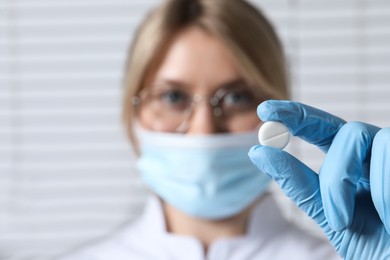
[{"left": 1, "top": 0, "right": 390, "bottom": 259}]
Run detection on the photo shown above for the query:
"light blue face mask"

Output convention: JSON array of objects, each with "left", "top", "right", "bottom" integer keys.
[{"left": 136, "top": 129, "right": 271, "bottom": 220}]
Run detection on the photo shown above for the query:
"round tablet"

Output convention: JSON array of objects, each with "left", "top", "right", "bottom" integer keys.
[{"left": 258, "top": 121, "right": 290, "bottom": 149}]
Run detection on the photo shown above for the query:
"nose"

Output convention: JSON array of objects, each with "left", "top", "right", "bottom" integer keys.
[{"left": 186, "top": 102, "right": 225, "bottom": 135}]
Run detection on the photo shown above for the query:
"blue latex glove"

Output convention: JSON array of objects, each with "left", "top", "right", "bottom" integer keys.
[{"left": 248, "top": 100, "right": 390, "bottom": 259}]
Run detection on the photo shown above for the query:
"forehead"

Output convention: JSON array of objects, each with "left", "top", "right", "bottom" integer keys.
[{"left": 153, "top": 27, "right": 243, "bottom": 92}]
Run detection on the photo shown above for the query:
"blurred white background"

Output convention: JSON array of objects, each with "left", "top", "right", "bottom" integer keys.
[{"left": 1, "top": 0, "right": 390, "bottom": 259}]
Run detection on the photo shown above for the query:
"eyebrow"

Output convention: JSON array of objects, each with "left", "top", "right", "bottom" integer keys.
[
  {"left": 219, "top": 78, "right": 249, "bottom": 90},
  {"left": 152, "top": 79, "right": 190, "bottom": 89},
  {"left": 153, "top": 77, "right": 249, "bottom": 90}
]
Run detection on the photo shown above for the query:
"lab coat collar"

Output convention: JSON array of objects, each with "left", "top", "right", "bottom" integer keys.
[
  {"left": 130, "top": 191, "right": 289, "bottom": 242},
  {"left": 136, "top": 194, "right": 167, "bottom": 234}
]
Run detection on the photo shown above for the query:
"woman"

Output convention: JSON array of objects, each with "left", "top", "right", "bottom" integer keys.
[
  {"left": 60, "top": 0, "right": 340, "bottom": 259},
  {"left": 61, "top": 0, "right": 390, "bottom": 258}
]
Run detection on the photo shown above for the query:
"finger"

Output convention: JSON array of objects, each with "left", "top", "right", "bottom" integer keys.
[
  {"left": 371, "top": 128, "right": 390, "bottom": 234},
  {"left": 320, "top": 122, "right": 380, "bottom": 231},
  {"left": 248, "top": 145, "right": 333, "bottom": 237},
  {"left": 258, "top": 100, "right": 346, "bottom": 151}
]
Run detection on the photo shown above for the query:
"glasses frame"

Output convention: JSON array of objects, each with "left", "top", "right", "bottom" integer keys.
[{"left": 132, "top": 84, "right": 262, "bottom": 133}]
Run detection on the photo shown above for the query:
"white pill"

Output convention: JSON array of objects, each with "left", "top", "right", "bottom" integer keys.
[{"left": 258, "top": 121, "right": 290, "bottom": 149}]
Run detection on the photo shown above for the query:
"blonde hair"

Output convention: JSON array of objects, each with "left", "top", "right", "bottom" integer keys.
[{"left": 122, "top": 0, "right": 289, "bottom": 148}]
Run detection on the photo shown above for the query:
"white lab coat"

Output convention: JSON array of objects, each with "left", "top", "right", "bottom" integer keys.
[{"left": 59, "top": 193, "right": 341, "bottom": 260}]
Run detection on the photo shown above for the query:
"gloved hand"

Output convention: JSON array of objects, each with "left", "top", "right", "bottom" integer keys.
[{"left": 248, "top": 100, "right": 390, "bottom": 259}]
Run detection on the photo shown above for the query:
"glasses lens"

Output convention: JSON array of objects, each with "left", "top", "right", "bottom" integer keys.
[
  {"left": 136, "top": 88, "right": 192, "bottom": 132},
  {"left": 216, "top": 86, "right": 258, "bottom": 116}
]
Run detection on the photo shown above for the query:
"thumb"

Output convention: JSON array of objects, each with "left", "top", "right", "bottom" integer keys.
[{"left": 248, "top": 145, "right": 333, "bottom": 236}]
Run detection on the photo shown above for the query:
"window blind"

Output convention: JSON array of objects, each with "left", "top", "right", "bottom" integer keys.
[
  {"left": 1, "top": 0, "right": 390, "bottom": 259},
  {"left": 0, "top": 1, "right": 158, "bottom": 259}
]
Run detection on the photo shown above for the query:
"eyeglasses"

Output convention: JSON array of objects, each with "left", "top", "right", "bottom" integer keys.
[{"left": 132, "top": 82, "right": 262, "bottom": 133}]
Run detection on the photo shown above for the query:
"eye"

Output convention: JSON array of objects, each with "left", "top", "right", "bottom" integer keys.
[
  {"left": 222, "top": 89, "right": 256, "bottom": 108},
  {"left": 159, "top": 90, "right": 190, "bottom": 109}
]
